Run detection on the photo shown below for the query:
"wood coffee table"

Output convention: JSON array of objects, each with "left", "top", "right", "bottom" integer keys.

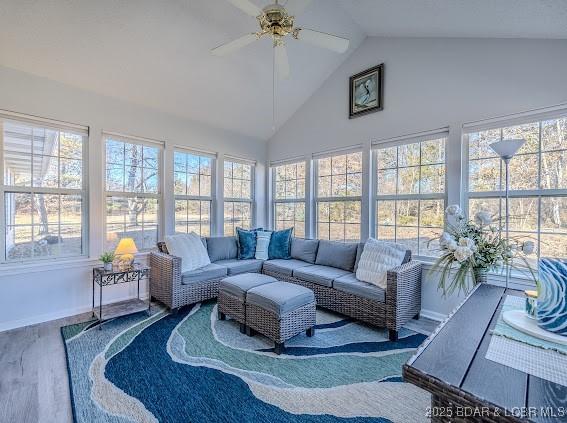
[{"left": 403, "top": 283, "right": 567, "bottom": 423}]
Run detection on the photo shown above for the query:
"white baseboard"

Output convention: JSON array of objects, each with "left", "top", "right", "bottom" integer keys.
[
  {"left": 420, "top": 308, "right": 447, "bottom": 322},
  {"left": 0, "top": 293, "right": 149, "bottom": 333}
]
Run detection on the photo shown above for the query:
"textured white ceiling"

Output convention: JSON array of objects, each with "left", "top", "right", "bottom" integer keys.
[
  {"left": 0, "top": 0, "right": 365, "bottom": 140},
  {"left": 339, "top": 0, "right": 567, "bottom": 39},
  {"left": 0, "top": 0, "right": 565, "bottom": 141}
]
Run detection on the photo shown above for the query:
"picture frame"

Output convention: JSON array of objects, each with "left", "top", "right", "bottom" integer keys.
[{"left": 349, "top": 64, "right": 384, "bottom": 119}]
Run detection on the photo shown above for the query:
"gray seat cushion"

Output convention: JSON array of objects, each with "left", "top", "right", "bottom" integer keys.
[
  {"left": 315, "top": 240, "right": 358, "bottom": 272},
  {"left": 214, "top": 259, "right": 264, "bottom": 275},
  {"left": 263, "top": 259, "right": 313, "bottom": 276},
  {"left": 206, "top": 236, "right": 238, "bottom": 262},
  {"left": 290, "top": 238, "right": 319, "bottom": 263},
  {"left": 220, "top": 273, "right": 277, "bottom": 300},
  {"left": 333, "top": 273, "right": 386, "bottom": 302},
  {"left": 292, "top": 264, "right": 350, "bottom": 287},
  {"left": 181, "top": 263, "right": 227, "bottom": 285},
  {"left": 247, "top": 281, "right": 315, "bottom": 315}
]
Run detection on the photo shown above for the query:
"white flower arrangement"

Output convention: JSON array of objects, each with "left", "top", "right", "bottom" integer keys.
[{"left": 432, "top": 205, "right": 537, "bottom": 295}]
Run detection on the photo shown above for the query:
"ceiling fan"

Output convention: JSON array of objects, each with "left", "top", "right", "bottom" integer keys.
[{"left": 211, "top": 0, "right": 350, "bottom": 79}]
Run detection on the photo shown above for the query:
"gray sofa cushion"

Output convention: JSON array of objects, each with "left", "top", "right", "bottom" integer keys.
[
  {"left": 219, "top": 273, "right": 277, "bottom": 300},
  {"left": 290, "top": 238, "right": 319, "bottom": 263},
  {"left": 214, "top": 259, "right": 263, "bottom": 275},
  {"left": 333, "top": 273, "right": 386, "bottom": 302},
  {"left": 247, "top": 281, "right": 315, "bottom": 315},
  {"left": 181, "top": 263, "right": 227, "bottom": 285},
  {"left": 315, "top": 240, "right": 358, "bottom": 272},
  {"left": 354, "top": 242, "right": 365, "bottom": 272},
  {"left": 292, "top": 264, "right": 350, "bottom": 287},
  {"left": 263, "top": 259, "right": 313, "bottom": 276},
  {"left": 206, "top": 236, "right": 238, "bottom": 262}
]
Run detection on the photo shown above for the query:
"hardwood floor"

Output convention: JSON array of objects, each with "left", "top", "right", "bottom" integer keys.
[
  {"left": 0, "top": 311, "right": 92, "bottom": 423},
  {"left": 0, "top": 309, "right": 438, "bottom": 422}
]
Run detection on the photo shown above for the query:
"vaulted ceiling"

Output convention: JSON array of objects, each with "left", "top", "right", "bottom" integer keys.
[{"left": 0, "top": 0, "right": 565, "bottom": 141}]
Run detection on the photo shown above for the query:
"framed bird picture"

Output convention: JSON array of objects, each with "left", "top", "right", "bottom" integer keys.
[{"left": 349, "top": 64, "right": 384, "bottom": 119}]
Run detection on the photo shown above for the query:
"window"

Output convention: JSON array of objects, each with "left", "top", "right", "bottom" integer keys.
[
  {"left": 223, "top": 159, "right": 254, "bottom": 235},
  {"left": 174, "top": 150, "right": 213, "bottom": 236},
  {"left": 1, "top": 115, "right": 87, "bottom": 262},
  {"left": 272, "top": 161, "right": 306, "bottom": 237},
  {"left": 374, "top": 134, "right": 447, "bottom": 256},
  {"left": 104, "top": 134, "right": 162, "bottom": 250},
  {"left": 466, "top": 114, "right": 567, "bottom": 259},
  {"left": 316, "top": 151, "right": 362, "bottom": 242}
]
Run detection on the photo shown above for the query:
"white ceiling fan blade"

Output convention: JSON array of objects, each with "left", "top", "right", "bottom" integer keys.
[
  {"left": 294, "top": 28, "right": 349, "bottom": 53},
  {"left": 211, "top": 33, "right": 259, "bottom": 56},
  {"left": 275, "top": 43, "right": 290, "bottom": 79},
  {"left": 226, "top": 0, "right": 262, "bottom": 17},
  {"left": 284, "top": 0, "right": 312, "bottom": 16}
]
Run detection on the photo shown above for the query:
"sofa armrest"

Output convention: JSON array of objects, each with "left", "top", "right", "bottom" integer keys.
[
  {"left": 385, "top": 260, "right": 422, "bottom": 332},
  {"left": 149, "top": 251, "right": 182, "bottom": 308}
]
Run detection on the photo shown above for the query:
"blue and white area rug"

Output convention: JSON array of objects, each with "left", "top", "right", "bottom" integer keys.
[{"left": 62, "top": 301, "right": 430, "bottom": 422}]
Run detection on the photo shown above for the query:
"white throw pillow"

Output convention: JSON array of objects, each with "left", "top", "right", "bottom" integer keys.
[
  {"left": 255, "top": 231, "right": 272, "bottom": 260},
  {"left": 165, "top": 232, "right": 210, "bottom": 273},
  {"left": 356, "top": 238, "right": 407, "bottom": 289}
]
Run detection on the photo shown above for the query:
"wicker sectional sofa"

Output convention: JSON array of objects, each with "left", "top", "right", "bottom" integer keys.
[{"left": 150, "top": 236, "right": 422, "bottom": 341}]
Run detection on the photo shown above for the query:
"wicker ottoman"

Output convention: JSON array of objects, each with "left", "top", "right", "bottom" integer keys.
[
  {"left": 218, "top": 273, "right": 277, "bottom": 333},
  {"left": 245, "top": 281, "right": 316, "bottom": 355}
]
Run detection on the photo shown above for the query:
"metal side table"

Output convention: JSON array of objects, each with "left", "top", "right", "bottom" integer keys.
[{"left": 92, "top": 263, "right": 151, "bottom": 328}]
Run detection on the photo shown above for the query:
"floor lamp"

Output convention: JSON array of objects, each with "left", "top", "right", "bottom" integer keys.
[{"left": 489, "top": 138, "right": 525, "bottom": 290}]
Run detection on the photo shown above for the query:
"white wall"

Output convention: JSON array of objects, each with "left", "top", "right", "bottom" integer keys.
[
  {"left": 268, "top": 37, "right": 567, "bottom": 319},
  {"left": 269, "top": 37, "right": 567, "bottom": 159},
  {"left": 0, "top": 65, "right": 267, "bottom": 331}
]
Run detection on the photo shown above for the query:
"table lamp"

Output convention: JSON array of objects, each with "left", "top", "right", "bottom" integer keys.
[{"left": 114, "top": 238, "right": 138, "bottom": 270}]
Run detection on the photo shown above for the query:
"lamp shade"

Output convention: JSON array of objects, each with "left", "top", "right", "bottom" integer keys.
[
  {"left": 114, "top": 238, "right": 138, "bottom": 256},
  {"left": 489, "top": 139, "right": 525, "bottom": 160}
]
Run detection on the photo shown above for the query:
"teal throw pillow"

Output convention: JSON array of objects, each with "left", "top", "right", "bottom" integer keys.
[{"left": 268, "top": 227, "right": 294, "bottom": 259}]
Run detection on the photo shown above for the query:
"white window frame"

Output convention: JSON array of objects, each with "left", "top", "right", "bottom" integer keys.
[
  {"left": 103, "top": 132, "right": 164, "bottom": 251},
  {"left": 173, "top": 148, "right": 216, "bottom": 237},
  {"left": 223, "top": 156, "right": 255, "bottom": 235},
  {"left": 372, "top": 129, "right": 449, "bottom": 259},
  {"left": 0, "top": 110, "right": 89, "bottom": 264},
  {"left": 271, "top": 159, "right": 307, "bottom": 237},
  {"left": 314, "top": 147, "right": 363, "bottom": 242},
  {"left": 463, "top": 108, "right": 567, "bottom": 260}
]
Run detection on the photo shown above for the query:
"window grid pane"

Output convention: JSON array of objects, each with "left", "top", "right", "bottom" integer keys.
[
  {"left": 3, "top": 119, "right": 86, "bottom": 262},
  {"left": 173, "top": 151, "right": 213, "bottom": 236},
  {"left": 272, "top": 162, "right": 306, "bottom": 236},
  {"left": 105, "top": 137, "right": 161, "bottom": 250},
  {"left": 316, "top": 152, "right": 362, "bottom": 242},
  {"left": 375, "top": 137, "right": 447, "bottom": 256},
  {"left": 467, "top": 115, "right": 567, "bottom": 260},
  {"left": 224, "top": 160, "right": 254, "bottom": 235}
]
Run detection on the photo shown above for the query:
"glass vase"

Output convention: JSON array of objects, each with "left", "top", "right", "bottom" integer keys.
[{"left": 472, "top": 267, "right": 488, "bottom": 285}]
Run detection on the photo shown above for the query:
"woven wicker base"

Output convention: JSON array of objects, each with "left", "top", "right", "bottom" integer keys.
[
  {"left": 218, "top": 290, "right": 246, "bottom": 324},
  {"left": 245, "top": 301, "right": 316, "bottom": 346}
]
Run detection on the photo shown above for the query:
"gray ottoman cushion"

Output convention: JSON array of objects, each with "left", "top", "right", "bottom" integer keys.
[
  {"left": 182, "top": 263, "right": 227, "bottom": 285},
  {"left": 220, "top": 273, "right": 277, "bottom": 300},
  {"left": 247, "top": 282, "right": 315, "bottom": 315},
  {"left": 333, "top": 273, "right": 386, "bottom": 302},
  {"left": 292, "top": 264, "right": 350, "bottom": 287},
  {"left": 263, "top": 259, "right": 313, "bottom": 276},
  {"left": 214, "top": 258, "right": 264, "bottom": 275}
]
